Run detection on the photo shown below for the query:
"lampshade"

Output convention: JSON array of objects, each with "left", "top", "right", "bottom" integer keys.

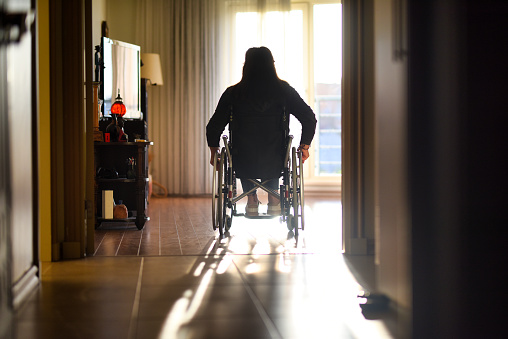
[{"left": 141, "top": 53, "right": 164, "bottom": 85}]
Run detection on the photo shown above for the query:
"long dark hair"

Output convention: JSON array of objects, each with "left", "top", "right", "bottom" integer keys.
[{"left": 236, "top": 47, "right": 284, "bottom": 101}]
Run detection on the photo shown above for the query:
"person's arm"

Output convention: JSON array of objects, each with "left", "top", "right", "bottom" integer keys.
[
  {"left": 206, "top": 88, "right": 232, "bottom": 165},
  {"left": 285, "top": 84, "right": 317, "bottom": 163}
]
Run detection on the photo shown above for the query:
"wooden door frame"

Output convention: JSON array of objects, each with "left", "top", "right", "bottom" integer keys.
[
  {"left": 342, "top": 0, "right": 376, "bottom": 255},
  {"left": 49, "top": 0, "right": 91, "bottom": 259}
]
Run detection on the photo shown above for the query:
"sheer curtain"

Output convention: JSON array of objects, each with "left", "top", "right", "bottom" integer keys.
[
  {"left": 135, "top": 0, "right": 290, "bottom": 195},
  {"left": 135, "top": 0, "right": 221, "bottom": 195},
  {"left": 222, "top": 0, "right": 293, "bottom": 86}
]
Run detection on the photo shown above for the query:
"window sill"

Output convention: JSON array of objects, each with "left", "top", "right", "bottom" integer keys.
[{"left": 304, "top": 179, "right": 341, "bottom": 195}]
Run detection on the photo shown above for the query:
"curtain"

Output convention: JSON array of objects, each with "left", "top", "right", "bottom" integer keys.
[
  {"left": 135, "top": 0, "right": 221, "bottom": 195},
  {"left": 135, "top": 0, "right": 290, "bottom": 195}
]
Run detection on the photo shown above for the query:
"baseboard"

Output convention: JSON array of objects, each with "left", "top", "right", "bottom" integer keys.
[
  {"left": 62, "top": 242, "right": 82, "bottom": 259},
  {"left": 389, "top": 300, "right": 411, "bottom": 339},
  {"left": 304, "top": 183, "right": 341, "bottom": 195},
  {"left": 13, "top": 265, "right": 39, "bottom": 309}
]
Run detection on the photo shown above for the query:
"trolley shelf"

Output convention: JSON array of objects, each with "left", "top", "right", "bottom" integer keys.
[
  {"left": 94, "top": 141, "right": 152, "bottom": 230},
  {"left": 96, "top": 178, "right": 149, "bottom": 183},
  {"left": 97, "top": 216, "right": 150, "bottom": 223}
]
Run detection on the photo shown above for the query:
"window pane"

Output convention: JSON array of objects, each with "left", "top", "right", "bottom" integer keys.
[
  {"left": 319, "top": 162, "right": 342, "bottom": 175},
  {"left": 314, "top": 4, "right": 342, "bottom": 176},
  {"left": 319, "top": 115, "right": 341, "bottom": 130},
  {"left": 320, "top": 131, "right": 341, "bottom": 146},
  {"left": 319, "top": 99, "right": 340, "bottom": 115}
]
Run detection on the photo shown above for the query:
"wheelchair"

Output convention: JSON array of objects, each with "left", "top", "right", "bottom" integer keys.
[{"left": 211, "top": 134, "right": 305, "bottom": 238}]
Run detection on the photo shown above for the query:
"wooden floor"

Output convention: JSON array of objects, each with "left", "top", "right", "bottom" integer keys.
[{"left": 94, "top": 193, "right": 344, "bottom": 257}]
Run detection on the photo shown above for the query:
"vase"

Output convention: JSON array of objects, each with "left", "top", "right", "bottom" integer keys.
[{"left": 106, "top": 114, "right": 120, "bottom": 142}]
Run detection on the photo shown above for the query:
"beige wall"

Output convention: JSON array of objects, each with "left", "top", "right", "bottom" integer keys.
[
  {"left": 106, "top": 0, "right": 137, "bottom": 44},
  {"left": 93, "top": 0, "right": 107, "bottom": 47},
  {"left": 373, "top": 0, "right": 410, "bottom": 315},
  {"left": 92, "top": 0, "right": 138, "bottom": 48}
]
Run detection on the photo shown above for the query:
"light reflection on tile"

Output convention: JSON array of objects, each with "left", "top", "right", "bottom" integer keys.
[{"left": 14, "top": 196, "right": 397, "bottom": 339}]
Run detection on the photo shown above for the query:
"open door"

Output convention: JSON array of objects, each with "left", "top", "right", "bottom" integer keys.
[{"left": 0, "top": 0, "right": 38, "bottom": 336}]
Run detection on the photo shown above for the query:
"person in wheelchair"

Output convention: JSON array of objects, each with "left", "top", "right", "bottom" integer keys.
[{"left": 206, "top": 47, "right": 316, "bottom": 216}]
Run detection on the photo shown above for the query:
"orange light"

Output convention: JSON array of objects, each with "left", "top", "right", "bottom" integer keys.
[{"left": 111, "top": 90, "right": 126, "bottom": 116}]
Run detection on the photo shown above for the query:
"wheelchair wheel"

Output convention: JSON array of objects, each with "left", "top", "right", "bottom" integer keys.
[
  {"left": 218, "top": 148, "right": 227, "bottom": 236},
  {"left": 223, "top": 166, "right": 235, "bottom": 233},
  {"left": 220, "top": 146, "right": 237, "bottom": 236},
  {"left": 282, "top": 158, "right": 294, "bottom": 231},
  {"left": 225, "top": 215, "right": 232, "bottom": 232},
  {"left": 297, "top": 148, "right": 305, "bottom": 231},
  {"left": 287, "top": 147, "right": 306, "bottom": 236},
  {"left": 211, "top": 152, "right": 219, "bottom": 230},
  {"left": 291, "top": 147, "right": 299, "bottom": 236},
  {"left": 286, "top": 214, "right": 297, "bottom": 231},
  {"left": 211, "top": 149, "right": 225, "bottom": 231}
]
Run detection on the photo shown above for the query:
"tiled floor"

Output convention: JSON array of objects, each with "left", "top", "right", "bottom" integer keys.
[
  {"left": 14, "top": 194, "right": 398, "bottom": 339},
  {"left": 93, "top": 194, "right": 344, "bottom": 256}
]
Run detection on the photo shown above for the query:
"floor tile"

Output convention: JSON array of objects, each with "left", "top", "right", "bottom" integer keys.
[{"left": 13, "top": 196, "right": 398, "bottom": 339}]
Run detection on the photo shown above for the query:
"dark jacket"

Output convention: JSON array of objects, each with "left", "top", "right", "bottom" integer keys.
[{"left": 206, "top": 81, "right": 316, "bottom": 179}]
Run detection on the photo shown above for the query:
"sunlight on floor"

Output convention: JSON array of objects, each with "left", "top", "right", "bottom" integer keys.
[{"left": 16, "top": 196, "right": 397, "bottom": 339}]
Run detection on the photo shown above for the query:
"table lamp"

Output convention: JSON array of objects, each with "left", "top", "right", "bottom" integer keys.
[{"left": 141, "top": 53, "right": 163, "bottom": 124}]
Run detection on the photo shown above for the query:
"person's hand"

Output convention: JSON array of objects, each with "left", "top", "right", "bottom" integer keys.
[
  {"left": 209, "top": 147, "right": 220, "bottom": 166},
  {"left": 298, "top": 144, "right": 310, "bottom": 163}
]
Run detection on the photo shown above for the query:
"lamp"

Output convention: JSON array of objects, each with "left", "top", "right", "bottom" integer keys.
[
  {"left": 141, "top": 53, "right": 163, "bottom": 85},
  {"left": 140, "top": 53, "right": 163, "bottom": 125},
  {"left": 110, "top": 90, "right": 127, "bottom": 116}
]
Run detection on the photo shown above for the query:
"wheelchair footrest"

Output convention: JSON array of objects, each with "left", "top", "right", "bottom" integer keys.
[{"left": 241, "top": 213, "right": 280, "bottom": 219}]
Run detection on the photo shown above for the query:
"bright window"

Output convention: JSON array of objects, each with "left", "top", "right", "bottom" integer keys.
[
  {"left": 313, "top": 3, "right": 342, "bottom": 176},
  {"left": 229, "top": 1, "right": 342, "bottom": 182}
]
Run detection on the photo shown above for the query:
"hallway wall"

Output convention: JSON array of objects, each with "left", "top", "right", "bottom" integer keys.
[
  {"left": 92, "top": 0, "right": 106, "bottom": 48},
  {"left": 408, "top": 1, "right": 508, "bottom": 338},
  {"left": 373, "top": 0, "right": 411, "bottom": 322},
  {"left": 105, "top": 0, "right": 137, "bottom": 44}
]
